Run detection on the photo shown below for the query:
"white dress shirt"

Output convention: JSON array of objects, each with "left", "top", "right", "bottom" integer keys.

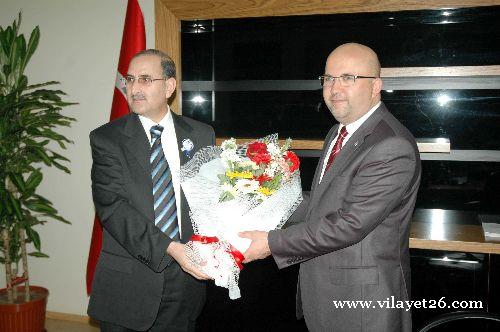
[
  {"left": 138, "top": 108, "right": 182, "bottom": 234},
  {"left": 319, "top": 101, "right": 381, "bottom": 182}
]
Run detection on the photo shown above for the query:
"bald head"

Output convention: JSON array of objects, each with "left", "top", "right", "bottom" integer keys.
[
  {"left": 328, "top": 43, "right": 381, "bottom": 78},
  {"left": 322, "top": 43, "right": 383, "bottom": 125}
]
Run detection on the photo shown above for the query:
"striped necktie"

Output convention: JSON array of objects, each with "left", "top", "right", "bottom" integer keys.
[
  {"left": 325, "top": 126, "right": 348, "bottom": 172},
  {"left": 150, "top": 125, "right": 180, "bottom": 241}
]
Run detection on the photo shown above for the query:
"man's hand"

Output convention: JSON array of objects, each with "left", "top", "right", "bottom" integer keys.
[
  {"left": 239, "top": 231, "right": 271, "bottom": 263},
  {"left": 166, "top": 242, "right": 211, "bottom": 280}
]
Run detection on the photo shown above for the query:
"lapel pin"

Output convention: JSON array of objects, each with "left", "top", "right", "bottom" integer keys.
[
  {"left": 354, "top": 141, "right": 359, "bottom": 147},
  {"left": 181, "top": 138, "right": 194, "bottom": 158}
]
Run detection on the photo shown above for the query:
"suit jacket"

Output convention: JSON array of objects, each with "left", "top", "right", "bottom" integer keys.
[
  {"left": 268, "top": 103, "right": 421, "bottom": 332},
  {"left": 87, "top": 112, "right": 215, "bottom": 330}
]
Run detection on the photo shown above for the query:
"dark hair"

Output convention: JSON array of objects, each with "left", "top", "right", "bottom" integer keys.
[{"left": 132, "top": 49, "right": 176, "bottom": 79}]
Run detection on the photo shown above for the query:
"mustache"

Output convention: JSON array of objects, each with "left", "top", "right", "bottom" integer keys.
[
  {"left": 131, "top": 93, "right": 146, "bottom": 101},
  {"left": 327, "top": 92, "right": 345, "bottom": 101}
]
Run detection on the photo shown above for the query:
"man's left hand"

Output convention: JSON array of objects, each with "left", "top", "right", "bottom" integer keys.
[{"left": 239, "top": 231, "right": 271, "bottom": 263}]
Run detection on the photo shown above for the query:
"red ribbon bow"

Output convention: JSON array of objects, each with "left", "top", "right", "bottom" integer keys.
[{"left": 190, "top": 234, "right": 245, "bottom": 270}]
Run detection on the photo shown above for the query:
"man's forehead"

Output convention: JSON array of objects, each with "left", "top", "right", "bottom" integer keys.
[
  {"left": 325, "top": 54, "right": 370, "bottom": 73},
  {"left": 128, "top": 55, "right": 161, "bottom": 73}
]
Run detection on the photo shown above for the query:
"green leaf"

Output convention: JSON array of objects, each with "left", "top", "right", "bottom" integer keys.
[
  {"left": 25, "top": 200, "right": 57, "bottom": 214},
  {"left": 32, "top": 146, "right": 51, "bottom": 165},
  {"left": 8, "top": 34, "right": 19, "bottom": 80},
  {"left": 25, "top": 170, "right": 43, "bottom": 190},
  {"left": 51, "top": 151, "right": 70, "bottom": 162},
  {"left": 3, "top": 194, "right": 13, "bottom": 215},
  {"left": 25, "top": 80, "right": 59, "bottom": 90},
  {"left": 51, "top": 160, "right": 71, "bottom": 173},
  {"left": 17, "top": 74, "right": 28, "bottom": 91},
  {"left": 26, "top": 227, "right": 41, "bottom": 250},
  {"left": 2, "top": 27, "right": 13, "bottom": 57},
  {"left": 7, "top": 192, "right": 22, "bottom": 220},
  {"left": 217, "top": 174, "right": 231, "bottom": 184},
  {"left": 219, "top": 191, "right": 235, "bottom": 203},
  {"left": 22, "top": 25, "right": 39, "bottom": 73},
  {"left": 49, "top": 214, "right": 71, "bottom": 224},
  {"left": 29, "top": 252, "right": 49, "bottom": 258},
  {"left": 16, "top": 34, "right": 27, "bottom": 65},
  {"left": 8, "top": 173, "right": 25, "bottom": 192},
  {"left": 263, "top": 173, "right": 283, "bottom": 191},
  {"left": 13, "top": 12, "right": 21, "bottom": 36}
]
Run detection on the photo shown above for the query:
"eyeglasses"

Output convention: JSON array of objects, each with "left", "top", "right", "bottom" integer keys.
[
  {"left": 318, "top": 74, "right": 377, "bottom": 88},
  {"left": 122, "top": 75, "right": 166, "bottom": 87}
]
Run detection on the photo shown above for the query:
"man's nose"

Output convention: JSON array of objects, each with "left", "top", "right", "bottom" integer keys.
[
  {"left": 329, "top": 79, "right": 342, "bottom": 93},
  {"left": 129, "top": 80, "right": 141, "bottom": 94}
]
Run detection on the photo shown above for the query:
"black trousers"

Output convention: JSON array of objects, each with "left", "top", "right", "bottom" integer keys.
[{"left": 100, "top": 262, "right": 206, "bottom": 332}]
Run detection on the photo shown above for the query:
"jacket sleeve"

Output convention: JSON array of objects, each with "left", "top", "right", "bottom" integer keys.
[
  {"left": 90, "top": 131, "right": 173, "bottom": 272},
  {"left": 269, "top": 136, "right": 418, "bottom": 269}
]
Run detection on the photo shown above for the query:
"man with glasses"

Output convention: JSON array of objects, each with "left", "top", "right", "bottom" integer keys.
[
  {"left": 88, "top": 49, "right": 215, "bottom": 332},
  {"left": 242, "top": 43, "right": 421, "bottom": 332}
]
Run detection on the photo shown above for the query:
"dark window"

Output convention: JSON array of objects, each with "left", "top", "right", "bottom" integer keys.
[{"left": 182, "top": 6, "right": 500, "bottom": 81}]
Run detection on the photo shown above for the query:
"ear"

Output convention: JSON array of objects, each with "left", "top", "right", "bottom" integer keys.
[
  {"left": 371, "top": 77, "right": 382, "bottom": 97},
  {"left": 165, "top": 78, "right": 177, "bottom": 99}
]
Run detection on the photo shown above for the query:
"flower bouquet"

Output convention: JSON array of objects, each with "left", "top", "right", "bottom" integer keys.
[{"left": 180, "top": 134, "right": 302, "bottom": 299}]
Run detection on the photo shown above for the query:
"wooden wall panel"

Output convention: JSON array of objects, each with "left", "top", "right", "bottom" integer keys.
[
  {"left": 161, "top": 0, "right": 500, "bottom": 20},
  {"left": 382, "top": 65, "right": 500, "bottom": 77},
  {"left": 215, "top": 138, "right": 451, "bottom": 153},
  {"left": 155, "top": 0, "right": 182, "bottom": 114}
]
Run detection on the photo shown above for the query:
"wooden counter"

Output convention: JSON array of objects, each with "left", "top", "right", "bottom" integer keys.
[{"left": 409, "top": 209, "right": 500, "bottom": 254}]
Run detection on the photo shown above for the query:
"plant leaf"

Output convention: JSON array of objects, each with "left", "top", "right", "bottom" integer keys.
[
  {"left": 25, "top": 170, "right": 43, "bottom": 190},
  {"left": 29, "top": 252, "right": 49, "bottom": 258},
  {"left": 26, "top": 227, "right": 41, "bottom": 250},
  {"left": 22, "top": 25, "right": 39, "bottom": 73},
  {"left": 7, "top": 192, "right": 23, "bottom": 221}
]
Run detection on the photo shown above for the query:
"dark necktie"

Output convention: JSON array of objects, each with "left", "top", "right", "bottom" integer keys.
[
  {"left": 325, "top": 126, "right": 348, "bottom": 172},
  {"left": 150, "top": 125, "right": 180, "bottom": 241}
]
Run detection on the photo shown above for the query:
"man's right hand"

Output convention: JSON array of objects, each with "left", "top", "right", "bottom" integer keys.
[{"left": 166, "top": 241, "right": 211, "bottom": 280}]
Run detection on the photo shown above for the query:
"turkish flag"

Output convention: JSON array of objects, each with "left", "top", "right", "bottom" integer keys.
[{"left": 86, "top": 0, "right": 146, "bottom": 295}]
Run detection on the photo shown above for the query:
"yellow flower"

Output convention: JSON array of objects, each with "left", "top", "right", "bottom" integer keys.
[
  {"left": 257, "top": 187, "right": 275, "bottom": 196},
  {"left": 226, "top": 171, "right": 253, "bottom": 179}
]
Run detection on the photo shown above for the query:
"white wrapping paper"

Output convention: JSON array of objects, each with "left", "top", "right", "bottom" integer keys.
[{"left": 180, "top": 138, "right": 302, "bottom": 299}]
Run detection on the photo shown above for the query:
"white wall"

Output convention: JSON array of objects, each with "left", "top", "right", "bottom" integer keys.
[{"left": 0, "top": 0, "right": 155, "bottom": 315}]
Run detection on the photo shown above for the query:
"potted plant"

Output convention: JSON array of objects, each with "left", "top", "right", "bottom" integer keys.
[{"left": 0, "top": 13, "right": 76, "bottom": 332}]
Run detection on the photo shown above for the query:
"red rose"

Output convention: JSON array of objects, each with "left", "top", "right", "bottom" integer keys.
[
  {"left": 254, "top": 174, "right": 272, "bottom": 185},
  {"left": 252, "top": 153, "right": 271, "bottom": 165},
  {"left": 284, "top": 151, "right": 300, "bottom": 172},
  {"left": 247, "top": 142, "right": 271, "bottom": 164},
  {"left": 247, "top": 142, "right": 268, "bottom": 157}
]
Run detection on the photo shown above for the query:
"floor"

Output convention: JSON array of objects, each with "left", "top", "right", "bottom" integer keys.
[{"left": 45, "top": 318, "right": 99, "bottom": 332}]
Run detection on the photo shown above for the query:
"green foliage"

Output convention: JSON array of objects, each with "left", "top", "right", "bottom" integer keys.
[{"left": 0, "top": 13, "right": 76, "bottom": 268}]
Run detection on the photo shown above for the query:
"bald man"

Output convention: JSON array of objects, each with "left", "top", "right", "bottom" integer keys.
[{"left": 242, "top": 43, "right": 421, "bottom": 332}]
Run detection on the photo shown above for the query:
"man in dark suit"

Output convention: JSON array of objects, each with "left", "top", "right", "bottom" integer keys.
[
  {"left": 242, "top": 43, "right": 421, "bottom": 331},
  {"left": 88, "top": 49, "right": 215, "bottom": 332}
]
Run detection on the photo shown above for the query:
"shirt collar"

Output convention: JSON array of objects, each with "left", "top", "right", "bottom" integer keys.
[
  {"left": 344, "top": 101, "right": 381, "bottom": 136},
  {"left": 138, "top": 106, "right": 173, "bottom": 140}
]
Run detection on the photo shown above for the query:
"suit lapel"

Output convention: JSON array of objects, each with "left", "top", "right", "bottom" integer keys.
[
  {"left": 171, "top": 111, "right": 194, "bottom": 166},
  {"left": 123, "top": 113, "right": 151, "bottom": 174},
  {"left": 120, "top": 113, "right": 155, "bottom": 220},
  {"left": 309, "top": 125, "right": 339, "bottom": 196}
]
